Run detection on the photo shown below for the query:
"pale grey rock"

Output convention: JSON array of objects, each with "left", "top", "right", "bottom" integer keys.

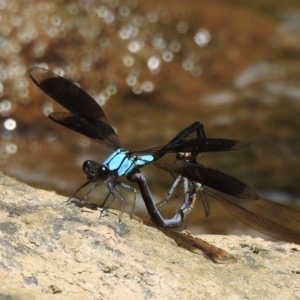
[{"left": 0, "top": 172, "right": 299, "bottom": 300}]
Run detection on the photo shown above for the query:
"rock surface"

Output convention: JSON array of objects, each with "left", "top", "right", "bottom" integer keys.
[{"left": 0, "top": 172, "right": 299, "bottom": 300}]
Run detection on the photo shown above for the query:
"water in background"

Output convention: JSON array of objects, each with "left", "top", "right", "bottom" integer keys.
[{"left": 1, "top": 0, "right": 300, "bottom": 236}]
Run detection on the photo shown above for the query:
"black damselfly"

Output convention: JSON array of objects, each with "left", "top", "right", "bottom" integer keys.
[{"left": 150, "top": 125, "right": 300, "bottom": 244}]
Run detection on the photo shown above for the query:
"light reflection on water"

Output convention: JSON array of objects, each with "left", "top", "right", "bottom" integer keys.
[
  {"left": 194, "top": 28, "right": 211, "bottom": 47},
  {"left": 5, "top": 143, "right": 17, "bottom": 154},
  {"left": 3, "top": 118, "right": 17, "bottom": 130}
]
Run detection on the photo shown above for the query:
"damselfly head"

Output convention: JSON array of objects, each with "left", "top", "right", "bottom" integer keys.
[
  {"left": 82, "top": 160, "right": 101, "bottom": 181},
  {"left": 98, "top": 165, "right": 110, "bottom": 177},
  {"left": 176, "top": 152, "right": 191, "bottom": 160}
]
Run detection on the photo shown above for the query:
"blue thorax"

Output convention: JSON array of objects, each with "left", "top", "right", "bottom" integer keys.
[{"left": 102, "top": 148, "right": 155, "bottom": 176}]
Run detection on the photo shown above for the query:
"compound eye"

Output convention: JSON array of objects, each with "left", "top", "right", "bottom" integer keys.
[
  {"left": 82, "top": 160, "right": 93, "bottom": 174},
  {"left": 98, "top": 165, "right": 109, "bottom": 175},
  {"left": 176, "top": 152, "right": 185, "bottom": 160}
]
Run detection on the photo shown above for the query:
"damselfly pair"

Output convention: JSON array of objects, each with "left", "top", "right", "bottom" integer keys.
[{"left": 30, "top": 68, "right": 300, "bottom": 245}]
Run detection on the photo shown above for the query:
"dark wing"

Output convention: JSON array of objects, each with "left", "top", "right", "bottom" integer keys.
[
  {"left": 170, "top": 138, "right": 251, "bottom": 153},
  {"left": 49, "top": 112, "right": 119, "bottom": 149},
  {"left": 205, "top": 188, "right": 300, "bottom": 244},
  {"left": 131, "top": 122, "right": 250, "bottom": 156},
  {"left": 132, "top": 139, "right": 251, "bottom": 158},
  {"left": 154, "top": 162, "right": 259, "bottom": 200},
  {"left": 149, "top": 121, "right": 250, "bottom": 156},
  {"left": 30, "top": 67, "right": 120, "bottom": 149}
]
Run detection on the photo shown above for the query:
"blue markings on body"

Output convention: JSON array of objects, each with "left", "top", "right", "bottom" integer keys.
[
  {"left": 102, "top": 149, "right": 155, "bottom": 176},
  {"left": 135, "top": 155, "right": 154, "bottom": 166},
  {"left": 103, "top": 149, "right": 127, "bottom": 170}
]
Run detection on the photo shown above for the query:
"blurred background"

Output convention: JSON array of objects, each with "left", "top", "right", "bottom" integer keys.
[{"left": 1, "top": 0, "right": 300, "bottom": 238}]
